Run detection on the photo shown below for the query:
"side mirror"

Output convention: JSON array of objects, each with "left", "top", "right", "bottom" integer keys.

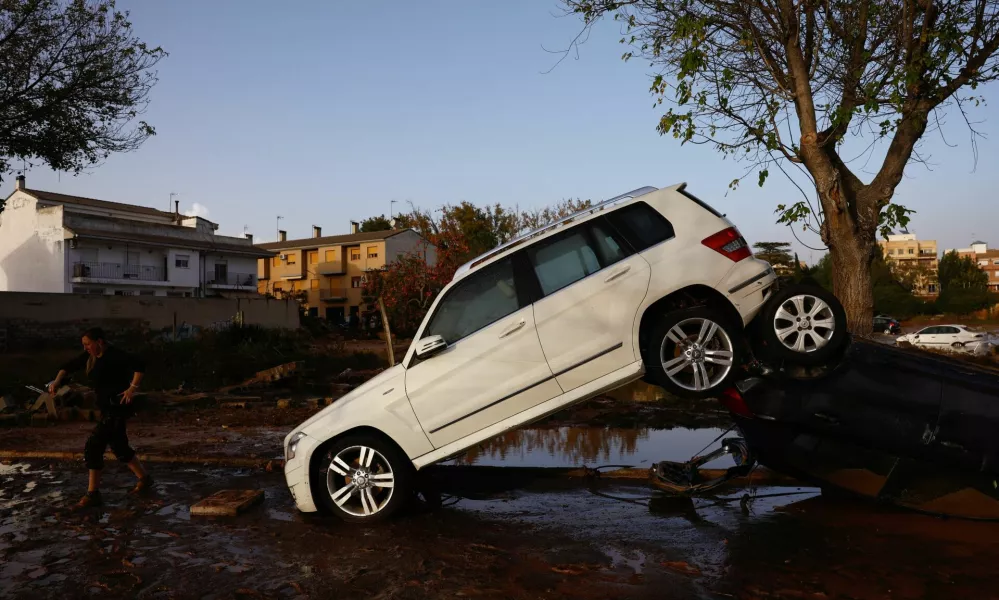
[{"left": 415, "top": 335, "right": 448, "bottom": 359}]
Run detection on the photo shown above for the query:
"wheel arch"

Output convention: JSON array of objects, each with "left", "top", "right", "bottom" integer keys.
[
  {"left": 637, "top": 284, "right": 744, "bottom": 359},
  {"left": 306, "top": 425, "right": 414, "bottom": 513}
]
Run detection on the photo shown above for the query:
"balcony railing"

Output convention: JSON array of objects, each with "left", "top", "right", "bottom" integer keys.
[
  {"left": 207, "top": 272, "right": 257, "bottom": 287},
  {"left": 73, "top": 262, "right": 165, "bottom": 282},
  {"left": 319, "top": 288, "right": 348, "bottom": 300}
]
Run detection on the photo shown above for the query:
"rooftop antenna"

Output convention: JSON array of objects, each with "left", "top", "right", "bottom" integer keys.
[
  {"left": 276, "top": 215, "right": 283, "bottom": 241},
  {"left": 169, "top": 192, "right": 178, "bottom": 212}
]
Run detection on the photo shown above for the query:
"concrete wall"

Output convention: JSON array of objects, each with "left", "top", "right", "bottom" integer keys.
[
  {"left": 0, "top": 291, "right": 299, "bottom": 347},
  {"left": 0, "top": 192, "right": 68, "bottom": 293}
]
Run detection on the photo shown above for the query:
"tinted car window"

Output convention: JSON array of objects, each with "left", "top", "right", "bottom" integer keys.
[
  {"left": 424, "top": 258, "right": 520, "bottom": 344},
  {"left": 940, "top": 326, "right": 960, "bottom": 335},
  {"left": 606, "top": 202, "right": 675, "bottom": 252},
  {"left": 919, "top": 327, "right": 939, "bottom": 335},
  {"left": 589, "top": 219, "right": 631, "bottom": 266},
  {"left": 528, "top": 230, "right": 601, "bottom": 296}
]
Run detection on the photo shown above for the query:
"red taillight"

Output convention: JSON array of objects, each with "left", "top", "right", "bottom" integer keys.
[
  {"left": 702, "top": 227, "right": 752, "bottom": 261},
  {"left": 719, "top": 388, "right": 753, "bottom": 417}
]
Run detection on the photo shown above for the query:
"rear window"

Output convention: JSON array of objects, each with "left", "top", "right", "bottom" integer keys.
[
  {"left": 605, "top": 202, "right": 675, "bottom": 252},
  {"left": 678, "top": 188, "right": 724, "bottom": 218}
]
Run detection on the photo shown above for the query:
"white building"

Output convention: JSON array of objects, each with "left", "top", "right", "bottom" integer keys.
[{"left": 0, "top": 176, "right": 274, "bottom": 297}]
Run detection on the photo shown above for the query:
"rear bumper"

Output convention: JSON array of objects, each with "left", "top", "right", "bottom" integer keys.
[{"left": 724, "top": 263, "right": 777, "bottom": 325}]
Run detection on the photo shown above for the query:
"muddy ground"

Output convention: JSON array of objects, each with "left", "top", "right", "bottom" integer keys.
[
  {"left": 4, "top": 379, "right": 999, "bottom": 598},
  {"left": 5, "top": 456, "right": 999, "bottom": 600}
]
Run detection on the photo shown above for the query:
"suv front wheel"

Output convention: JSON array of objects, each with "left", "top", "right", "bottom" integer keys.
[
  {"left": 315, "top": 433, "right": 414, "bottom": 523},
  {"left": 644, "top": 307, "right": 745, "bottom": 399}
]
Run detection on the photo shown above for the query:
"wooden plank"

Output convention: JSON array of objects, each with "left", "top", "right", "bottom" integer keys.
[{"left": 190, "top": 489, "right": 265, "bottom": 517}]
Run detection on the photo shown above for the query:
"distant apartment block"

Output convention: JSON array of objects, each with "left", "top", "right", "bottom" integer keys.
[
  {"left": 945, "top": 241, "right": 999, "bottom": 292},
  {"left": 879, "top": 233, "right": 939, "bottom": 296},
  {"left": 0, "top": 176, "right": 274, "bottom": 297},
  {"left": 257, "top": 223, "right": 435, "bottom": 324}
]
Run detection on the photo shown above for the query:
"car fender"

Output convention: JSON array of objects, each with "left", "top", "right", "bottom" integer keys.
[{"left": 291, "top": 366, "right": 434, "bottom": 477}]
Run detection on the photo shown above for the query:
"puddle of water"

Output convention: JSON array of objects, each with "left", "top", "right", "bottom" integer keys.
[{"left": 457, "top": 426, "right": 737, "bottom": 469}]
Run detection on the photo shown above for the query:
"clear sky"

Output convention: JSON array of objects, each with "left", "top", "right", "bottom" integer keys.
[{"left": 3, "top": 0, "right": 997, "bottom": 262}]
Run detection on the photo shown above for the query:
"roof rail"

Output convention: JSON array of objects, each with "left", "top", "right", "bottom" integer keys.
[{"left": 452, "top": 185, "right": 660, "bottom": 280}]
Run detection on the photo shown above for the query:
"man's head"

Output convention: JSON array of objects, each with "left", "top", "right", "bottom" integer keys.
[{"left": 82, "top": 327, "right": 107, "bottom": 357}]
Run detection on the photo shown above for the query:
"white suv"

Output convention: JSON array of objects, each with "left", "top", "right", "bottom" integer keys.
[{"left": 283, "top": 183, "right": 847, "bottom": 522}]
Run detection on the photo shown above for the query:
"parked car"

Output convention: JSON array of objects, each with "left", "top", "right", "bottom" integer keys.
[
  {"left": 873, "top": 315, "right": 902, "bottom": 335},
  {"left": 283, "top": 183, "right": 848, "bottom": 522},
  {"left": 896, "top": 324, "right": 989, "bottom": 350}
]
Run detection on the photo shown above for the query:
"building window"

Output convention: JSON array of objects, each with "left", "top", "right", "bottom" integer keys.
[
  {"left": 908, "top": 248, "right": 914, "bottom": 255},
  {"left": 139, "top": 290, "right": 155, "bottom": 296},
  {"left": 287, "top": 253, "right": 297, "bottom": 265},
  {"left": 166, "top": 291, "right": 184, "bottom": 298},
  {"left": 325, "top": 250, "right": 336, "bottom": 262},
  {"left": 293, "top": 280, "right": 304, "bottom": 292},
  {"left": 928, "top": 284, "right": 938, "bottom": 293},
  {"left": 309, "top": 251, "right": 318, "bottom": 265},
  {"left": 272, "top": 257, "right": 279, "bottom": 267},
  {"left": 175, "top": 254, "right": 190, "bottom": 269},
  {"left": 311, "top": 279, "right": 319, "bottom": 290},
  {"left": 350, "top": 249, "right": 361, "bottom": 261},
  {"left": 367, "top": 246, "right": 378, "bottom": 258},
  {"left": 114, "top": 290, "right": 135, "bottom": 296},
  {"left": 351, "top": 276, "right": 362, "bottom": 288}
]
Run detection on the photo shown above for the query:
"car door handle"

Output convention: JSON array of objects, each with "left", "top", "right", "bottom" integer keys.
[
  {"left": 604, "top": 265, "right": 631, "bottom": 283},
  {"left": 499, "top": 319, "right": 526, "bottom": 338}
]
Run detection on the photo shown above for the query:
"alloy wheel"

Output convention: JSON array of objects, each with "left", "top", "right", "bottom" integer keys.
[
  {"left": 659, "top": 317, "right": 735, "bottom": 392},
  {"left": 326, "top": 445, "right": 396, "bottom": 518},
  {"left": 773, "top": 294, "right": 835, "bottom": 353}
]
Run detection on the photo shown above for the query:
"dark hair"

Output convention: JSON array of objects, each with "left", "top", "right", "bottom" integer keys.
[{"left": 82, "top": 327, "right": 106, "bottom": 342}]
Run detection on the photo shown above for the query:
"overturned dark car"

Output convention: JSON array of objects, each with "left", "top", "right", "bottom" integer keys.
[{"left": 653, "top": 304, "right": 999, "bottom": 520}]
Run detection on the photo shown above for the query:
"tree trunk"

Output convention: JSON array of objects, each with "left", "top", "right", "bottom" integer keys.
[
  {"left": 378, "top": 296, "right": 395, "bottom": 367},
  {"left": 819, "top": 186, "right": 877, "bottom": 335}
]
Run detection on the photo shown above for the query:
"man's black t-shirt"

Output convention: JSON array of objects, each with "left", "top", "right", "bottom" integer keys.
[{"left": 59, "top": 345, "right": 146, "bottom": 415}]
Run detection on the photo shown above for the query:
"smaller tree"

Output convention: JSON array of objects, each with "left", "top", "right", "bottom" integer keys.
[
  {"left": 938, "top": 251, "right": 989, "bottom": 292},
  {"left": 752, "top": 242, "right": 795, "bottom": 276},
  {"left": 360, "top": 215, "right": 393, "bottom": 232},
  {"left": 517, "top": 198, "right": 592, "bottom": 233},
  {"left": 0, "top": 0, "right": 167, "bottom": 212}
]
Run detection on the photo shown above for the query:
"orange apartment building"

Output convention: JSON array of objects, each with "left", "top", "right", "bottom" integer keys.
[
  {"left": 879, "top": 233, "right": 940, "bottom": 297},
  {"left": 256, "top": 224, "right": 434, "bottom": 324},
  {"left": 947, "top": 241, "right": 999, "bottom": 292}
]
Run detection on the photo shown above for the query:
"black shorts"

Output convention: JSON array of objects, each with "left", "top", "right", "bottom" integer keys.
[{"left": 84, "top": 416, "right": 135, "bottom": 470}]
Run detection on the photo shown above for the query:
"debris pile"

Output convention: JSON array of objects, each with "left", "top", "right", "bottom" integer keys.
[{"left": 0, "top": 383, "right": 105, "bottom": 426}]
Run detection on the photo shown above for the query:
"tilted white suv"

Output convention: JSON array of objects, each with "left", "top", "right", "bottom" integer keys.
[{"left": 283, "top": 183, "right": 847, "bottom": 522}]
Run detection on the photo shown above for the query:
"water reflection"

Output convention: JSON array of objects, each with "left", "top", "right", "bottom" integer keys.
[{"left": 457, "top": 426, "right": 732, "bottom": 468}]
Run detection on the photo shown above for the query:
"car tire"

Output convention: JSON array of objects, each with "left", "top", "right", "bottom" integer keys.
[
  {"left": 951, "top": 342, "right": 964, "bottom": 349},
  {"left": 884, "top": 328, "right": 892, "bottom": 335},
  {"left": 644, "top": 306, "right": 745, "bottom": 399},
  {"left": 757, "top": 284, "right": 848, "bottom": 366},
  {"left": 314, "top": 433, "right": 414, "bottom": 524}
]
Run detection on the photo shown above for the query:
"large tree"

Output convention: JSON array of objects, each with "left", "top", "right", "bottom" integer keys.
[
  {"left": 558, "top": 0, "right": 999, "bottom": 331},
  {"left": 0, "top": 0, "right": 165, "bottom": 212}
]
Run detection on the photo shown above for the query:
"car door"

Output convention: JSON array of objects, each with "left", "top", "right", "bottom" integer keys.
[
  {"left": 404, "top": 254, "right": 561, "bottom": 448},
  {"left": 529, "top": 217, "right": 652, "bottom": 393},
  {"left": 911, "top": 326, "right": 940, "bottom": 348}
]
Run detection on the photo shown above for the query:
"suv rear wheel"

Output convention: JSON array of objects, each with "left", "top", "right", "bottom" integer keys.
[
  {"left": 757, "top": 284, "right": 848, "bottom": 366},
  {"left": 644, "top": 307, "right": 745, "bottom": 399}
]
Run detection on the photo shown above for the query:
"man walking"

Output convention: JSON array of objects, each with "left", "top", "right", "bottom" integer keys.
[{"left": 49, "top": 327, "right": 153, "bottom": 507}]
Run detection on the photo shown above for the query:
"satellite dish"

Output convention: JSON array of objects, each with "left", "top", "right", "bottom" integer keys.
[{"left": 390, "top": 218, "right": 398, "bottom": 229}]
